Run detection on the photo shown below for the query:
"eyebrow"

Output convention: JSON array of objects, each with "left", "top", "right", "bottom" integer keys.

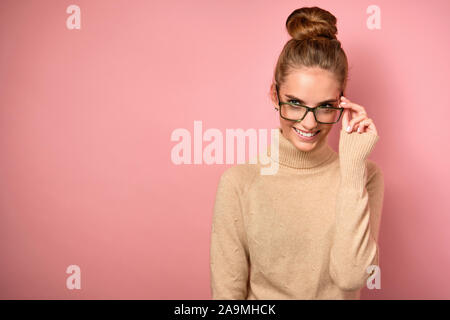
[{"left": 284, "top": 94, "right": 338, "bottom": 107}]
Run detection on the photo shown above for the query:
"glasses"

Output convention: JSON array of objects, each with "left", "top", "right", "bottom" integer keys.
[{"left": 274, "top": 84, "right": 344, "bottom": 124}]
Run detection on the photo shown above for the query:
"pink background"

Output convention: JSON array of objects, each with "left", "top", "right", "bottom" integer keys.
[{"left": 1, "top": 0, "right": 449, "bottom": 299}]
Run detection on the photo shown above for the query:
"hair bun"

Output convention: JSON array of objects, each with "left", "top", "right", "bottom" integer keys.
[{"left": 286, "top": 6, "right": 338, "bottom": 41}]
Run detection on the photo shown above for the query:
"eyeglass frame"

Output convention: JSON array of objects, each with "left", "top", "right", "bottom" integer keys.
[{"left": 274, "top": 83, "right": 345, "bottom": 124}]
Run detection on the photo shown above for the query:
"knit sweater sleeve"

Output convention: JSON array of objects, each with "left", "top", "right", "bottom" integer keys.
[
  {"left": 210, "top": 169, "right": 250, "bottom": 299},
  {"left": 329, "top": 128, "right": 385, "bottom": 291}
]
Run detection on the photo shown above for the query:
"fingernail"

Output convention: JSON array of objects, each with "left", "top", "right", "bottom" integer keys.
[
  {"left": 340, "top": 101, "right": 346, "bottom": 105},
  {"left": 357, "top": 127, "right": 361, "bottom": 133},
  {"left": 346, "top": 126, "right": 351, "bottom": 132}
]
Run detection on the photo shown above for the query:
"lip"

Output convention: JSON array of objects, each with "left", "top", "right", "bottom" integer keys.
[{"left": 292, "top": 127, "right": 320, "bottom": 141}]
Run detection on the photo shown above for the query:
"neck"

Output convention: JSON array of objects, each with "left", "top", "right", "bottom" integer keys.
[{"left": 267, "top": 127, "right": 336, "bottom": 169}]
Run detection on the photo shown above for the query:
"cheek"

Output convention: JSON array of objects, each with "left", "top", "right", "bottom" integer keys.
[
  {"left": 319, "top": 125, "right": 333, "bottom": 135},
  {"left": 279, "top": 120, "right": 293, "bottom": 136},
  {"left": 280, "top": 118, "right": 293, "bottom": 127}
]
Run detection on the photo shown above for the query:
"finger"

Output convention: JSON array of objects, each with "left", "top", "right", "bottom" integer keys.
[
  {"left": 358, "top": 118, "right": 377, "bottom": 135},
  {"left": 340, "top": 98, "right": 367, "bottom": 116},
  {"left": 357, "top": 118, "right": 369, "bottom": 133},
  {"left": 357, "top": 120, "right": 365, "bottom": 133},
  {"left": 365, "top": 119, "right": 378, "bottom": 135},
  {"left": 341, "top": 108, "right": 350, "bottom": 131},
  {"left": 347, "top": 114, "right": 368, "bottom": 132},
  {"left": 341, "top": 103, "right": 367, "bottom": 116},
  {"left": 357, "top": 119, "right": 370, "bottom": 133}
]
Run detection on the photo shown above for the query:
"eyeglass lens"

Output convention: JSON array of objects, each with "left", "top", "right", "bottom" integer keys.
[{"left": 280, "top": 104, "right": 341, "bottom": 123}]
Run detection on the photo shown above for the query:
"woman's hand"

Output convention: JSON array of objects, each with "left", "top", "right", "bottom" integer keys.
[{"left": 340, "top": 96, "right": 378, "bottom": 136}]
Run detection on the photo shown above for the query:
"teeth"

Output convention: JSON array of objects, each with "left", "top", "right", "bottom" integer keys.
[{"left": 294, "top": 127, "right": 318, "bottom": 137}]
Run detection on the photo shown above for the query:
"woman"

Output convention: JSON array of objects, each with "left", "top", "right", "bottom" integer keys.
[{"left": 210, "top": 6, "right": 384, "bottom": 300}]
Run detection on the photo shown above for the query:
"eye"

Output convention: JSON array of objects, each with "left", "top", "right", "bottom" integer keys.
[
  {"left": 318, "top": 104, "right": 337, "bottom": 113},
  {"left": 288, "top": 99, "right": 301, "bottom": 105},
  {"left": 320, "top": 104, "right": 337, "bottom": 110}
]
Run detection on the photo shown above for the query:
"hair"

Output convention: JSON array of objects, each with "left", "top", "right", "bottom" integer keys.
[{"left": 273, "top": 6, "right": 348, "bottom": 97}]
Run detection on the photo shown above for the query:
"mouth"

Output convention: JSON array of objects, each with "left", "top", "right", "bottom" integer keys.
[{"left": 292, "top": 127, "right": 320, "bottom": 138}]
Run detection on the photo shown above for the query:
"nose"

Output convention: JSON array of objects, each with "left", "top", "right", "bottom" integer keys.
[{"left": 301, "top": 110, "right": 318, "bottom": 129}]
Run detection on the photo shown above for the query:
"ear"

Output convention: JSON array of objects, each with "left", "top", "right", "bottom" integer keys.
[{"left": 270, "top": 83, "right": 279, "bottom": 109}]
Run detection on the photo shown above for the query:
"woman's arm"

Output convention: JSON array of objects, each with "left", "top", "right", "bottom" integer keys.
[
  {"left": 210, "top": 169, "right": 250, "bottom": 299},
  {"left": 329, "top": 128, "right": 385, "bottom": 291}
]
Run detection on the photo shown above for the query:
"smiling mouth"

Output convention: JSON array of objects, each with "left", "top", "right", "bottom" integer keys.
[{"left": 293, "top": 127, "right": 320, "bottom": 137}]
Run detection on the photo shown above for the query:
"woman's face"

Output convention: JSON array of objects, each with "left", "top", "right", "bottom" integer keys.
[{"left": 271, "top": 67, "right": 342, "bottom": 152}]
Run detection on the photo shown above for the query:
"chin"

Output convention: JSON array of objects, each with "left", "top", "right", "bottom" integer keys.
[{"left": 291, "top": 138, "right": 319, "bottom": 152}]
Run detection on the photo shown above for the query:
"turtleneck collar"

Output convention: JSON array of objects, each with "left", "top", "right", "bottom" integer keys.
[{"left": 267, "top": 127, "right": 336, "bottom": 169}]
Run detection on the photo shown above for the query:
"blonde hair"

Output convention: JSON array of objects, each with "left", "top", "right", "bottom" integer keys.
[{"left": 273, "top": 6, "right": 348, "bottom": 96}]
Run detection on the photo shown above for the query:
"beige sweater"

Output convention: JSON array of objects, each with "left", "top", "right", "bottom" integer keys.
[{"left": 209, "top": 127, "right": 384, "bottom": 299}]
